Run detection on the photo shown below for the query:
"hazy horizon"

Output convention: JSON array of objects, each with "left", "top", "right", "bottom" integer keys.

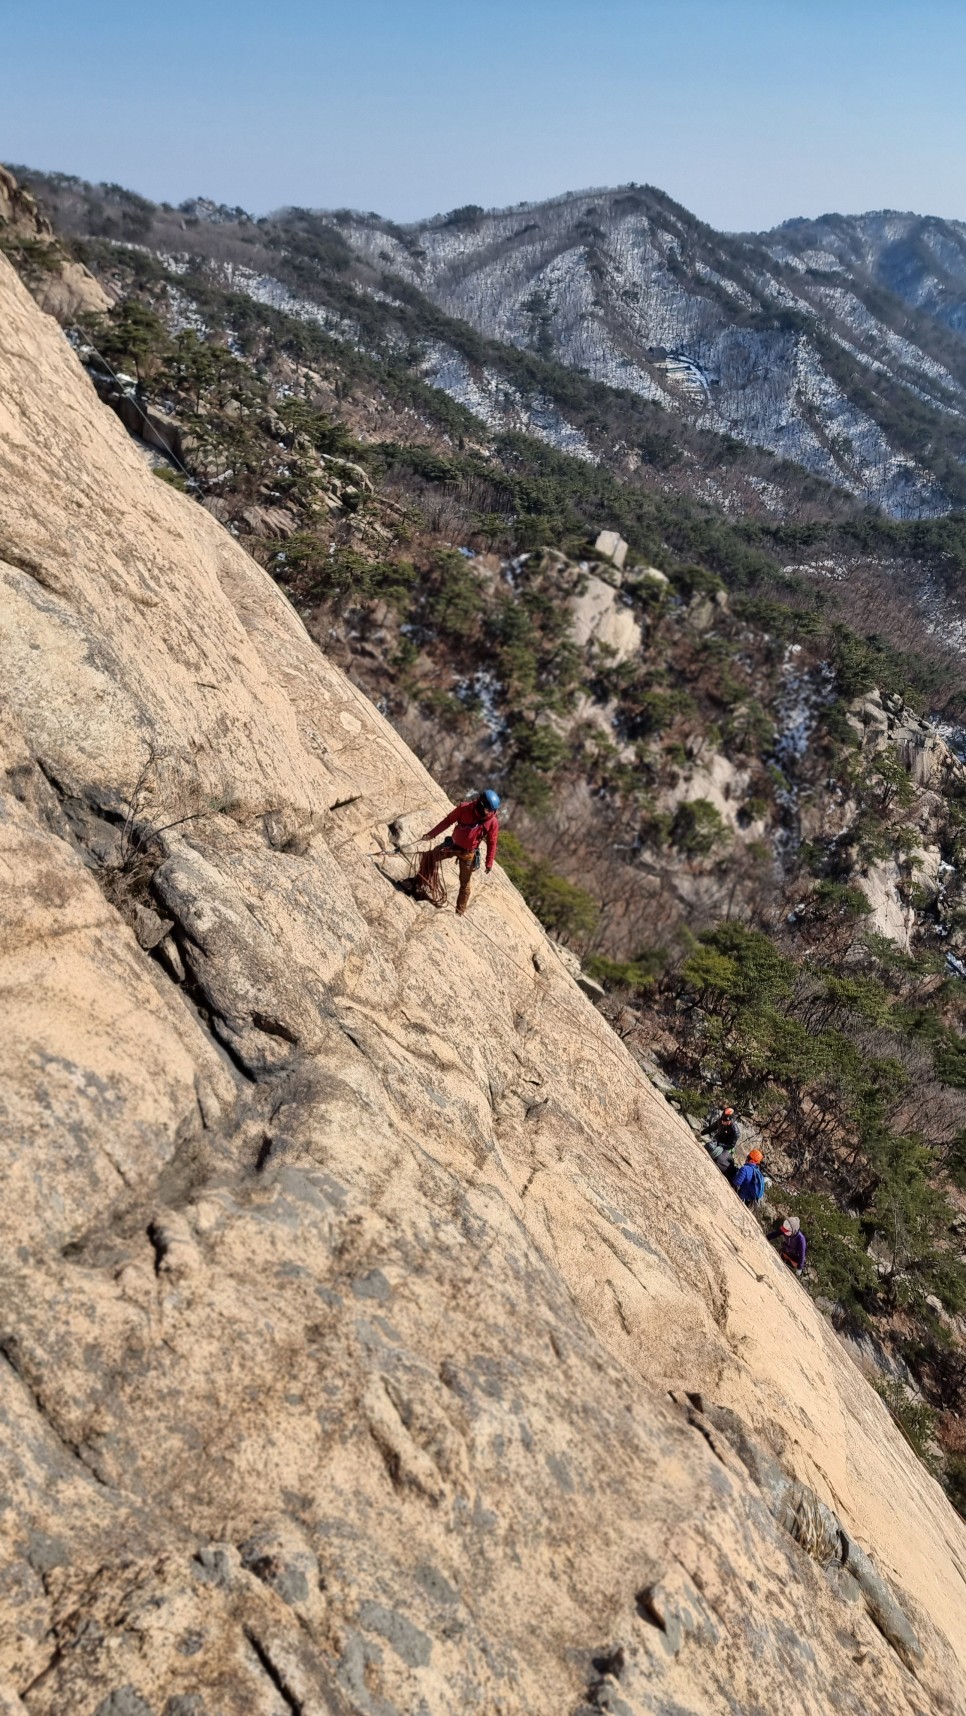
[{"left": 5, "top": 0, "right": 966, "bottom": 230}]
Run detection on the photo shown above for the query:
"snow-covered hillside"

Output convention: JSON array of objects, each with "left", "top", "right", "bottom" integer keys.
[
  {"left": 763, "top": 210, "right": 966, "bottom": 336},
  {"left": 12, "top": 167, "right": 966, "bottom": 522},
  {"left": 332, "top": 187, "right": 966, "bottom": 517}
]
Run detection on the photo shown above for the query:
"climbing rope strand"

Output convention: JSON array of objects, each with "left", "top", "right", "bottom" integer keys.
[
  {"left": 70, "top": 327, "right": 197, "bottom": 486},
  {"left": 372, "top": 842, "right": 670, "bottom": 1100},
  {"left": 396, "top": 856, "right": 782, "bottom": 1186},
  {"left": 66, "top": 332, "right": 744, "bottom": 1147},
  {"left": 358, "top": 844, "right": 782, "bottom": 1356}
]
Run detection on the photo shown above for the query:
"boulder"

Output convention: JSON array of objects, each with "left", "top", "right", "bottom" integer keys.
[
  {"left": 594, "top": 529, "right": 628, "bottom": 569},
  {"left": 571, "top": 575, "right": 642, "bottom": 665},
  {"left": 636, "top": 564, "right": 670, "bottom": 591}
]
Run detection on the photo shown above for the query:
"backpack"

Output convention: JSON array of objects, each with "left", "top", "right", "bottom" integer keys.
[{"left": 736, "top": 1160, "right": 765, "bottom": 1202}]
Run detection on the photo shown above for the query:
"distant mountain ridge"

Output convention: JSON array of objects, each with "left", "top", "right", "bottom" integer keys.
[
  {"left": 13, "top": 167, "right": 966, "bottom": 521},
  {"left": 327, "top": 185, "right": 966, "bottom": 517},
  {"left": 764, "top": 208, "right": 966, "bottom": 335}
]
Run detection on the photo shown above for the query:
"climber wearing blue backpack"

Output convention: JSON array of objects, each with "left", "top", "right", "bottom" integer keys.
[{"left": 732, "top": 1148, "right": 765, "bottom": 1207}]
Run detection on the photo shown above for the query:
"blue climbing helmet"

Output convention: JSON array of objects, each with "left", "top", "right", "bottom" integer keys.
[{"left": 477, "top": 789, "right": 501, "bottom": 813}]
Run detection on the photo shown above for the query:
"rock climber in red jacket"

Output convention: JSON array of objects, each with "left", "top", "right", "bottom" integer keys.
[{"left": 417, "top": 790, "right": 501, "bottom": 915}]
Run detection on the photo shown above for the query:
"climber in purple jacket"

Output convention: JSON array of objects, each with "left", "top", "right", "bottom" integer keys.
[{"left": 767, "top": 1216, "right": 807, "bottom": 1276}]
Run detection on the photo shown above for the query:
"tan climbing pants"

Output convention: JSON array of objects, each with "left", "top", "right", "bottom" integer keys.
[{"left": 454, "top": 853, "right": 476, "bottom": 912}]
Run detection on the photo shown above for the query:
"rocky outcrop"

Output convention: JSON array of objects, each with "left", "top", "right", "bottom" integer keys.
[
  {"left": 90, "top": 380, "right": 185, "bottom": 467},
  {"left": 2, "top": 251, "right": 966, "bottom": 1715},
  {"left": 0, "top": 163, "right": 109, "bottom": 321},
  {"left": 841, "top": 690, "right": 965, "bottom": 944},
  {"left": 0, "top": 165, "right": 46, "bottom": 237},
  {"left": 570, "top": 573, "right": 642, "bottom": 665}
]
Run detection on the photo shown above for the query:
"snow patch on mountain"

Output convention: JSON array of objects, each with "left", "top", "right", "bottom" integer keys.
[
  {"left": 217, "top": 263, "right": 368, "bottom": 348},
  {"left": 418, "top": 343, "right": 596, "bottom": 457}
]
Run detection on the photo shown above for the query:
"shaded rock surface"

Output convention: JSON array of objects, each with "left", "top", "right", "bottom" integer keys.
[{"left": 1, "top": 251, "right": 966, "bottom": 1714}]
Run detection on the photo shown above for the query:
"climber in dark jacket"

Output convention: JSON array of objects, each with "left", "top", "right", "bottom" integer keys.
[
  {"left": 733, "top": 1149, "right": 765, "bottom": 1206},
  {"left": 767, "top": 1216, "right": 807, "bottom": 1276},
  {"left": 702, "top": 1105, "right": 742, "bottom": 1173},
  {"left": 704, "top": 1105, "right": 741, "bottom": 1152},
  {"left": 417, "top": 790, "right": 500, "bottom": 915}
]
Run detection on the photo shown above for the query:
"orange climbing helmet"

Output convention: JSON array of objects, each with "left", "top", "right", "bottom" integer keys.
[{"left": 747, "top": 1149, "right": 763, "bottom": 1164}]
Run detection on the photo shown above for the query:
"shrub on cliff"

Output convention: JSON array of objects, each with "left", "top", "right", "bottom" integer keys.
[
  {"left": 782, "top": 1191, "right": 876, "bottom": 1312},
  {"left": 584, "top": 950, "right": 665, "bottom": 993},
  {"left": 670, "top": 797, "right": 729, "bottom": 856},
  {"left": 87, "top": 297, "right": 169, "bottom": 382},
  {"left": 498, "top": 831, "right": 599, "bottom": 943}
]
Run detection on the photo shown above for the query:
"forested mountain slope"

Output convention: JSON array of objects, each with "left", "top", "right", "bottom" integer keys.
[
  {"left": 11, "top": 167, "right": 966, "bottom": 626},
  {"left": 762, "top": 209, "right": 966, "bottom": 337},
  {"left": 11, "top": 166, "right": 966, "bottom": 525}
]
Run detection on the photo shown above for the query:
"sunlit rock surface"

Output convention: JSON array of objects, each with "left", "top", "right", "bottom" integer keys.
[{"left": 2, "top": 253, "right": 966, "bottom": 1715}]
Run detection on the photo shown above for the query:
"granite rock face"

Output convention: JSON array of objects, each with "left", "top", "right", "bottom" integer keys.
[{"left": 1, "top": 251, "right": 966, "bottom": 1715}]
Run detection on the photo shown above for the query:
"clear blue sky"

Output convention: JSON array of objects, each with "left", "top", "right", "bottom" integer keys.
[{"left": 3, "top": 0, "right": 964, "bottom": 229}]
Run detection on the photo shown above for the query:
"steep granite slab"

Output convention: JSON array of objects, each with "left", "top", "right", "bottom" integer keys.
[{"left": 1, "top": 254, "right": 965, "bottom": 1714}]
